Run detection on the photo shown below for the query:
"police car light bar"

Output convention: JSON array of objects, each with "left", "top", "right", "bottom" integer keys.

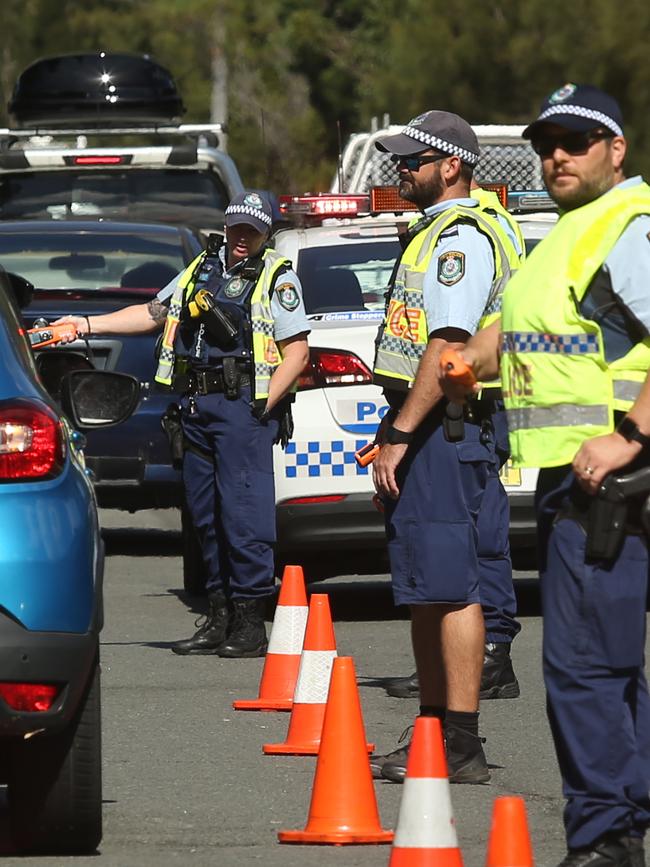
[
  {"left": 477, "top": 182, "right": 508, "bottom": 209},
  {"left": 279, "top": 194, "right": 369, "bottom": 220},
  {"left": 370, "top": 186, "right": 418, "bottom": 213},
  {"left": 508, "top": 190, "right": 556, "bottom": 212}
]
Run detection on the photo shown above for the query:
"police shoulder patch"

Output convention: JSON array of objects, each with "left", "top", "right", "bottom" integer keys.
[
  {"left": 277, "top": 282, "right": 300, "bottom": 311},
  {"left": 437, "top": 251, "right": 465, "bottom": 286}
]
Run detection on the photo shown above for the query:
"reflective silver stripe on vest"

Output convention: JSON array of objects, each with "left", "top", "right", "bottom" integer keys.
[
  {"left": 614, "top": 380, "right": 643, "bottom": 403},
  {"left": 502, "top": 331, "right": 599, "bottom": 354},
  {"left": 506, "top": 403, "right": 609, "bottom": 430}
]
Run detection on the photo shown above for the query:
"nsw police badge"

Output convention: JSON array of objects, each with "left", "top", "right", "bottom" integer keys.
[
  {"left": 437, "top": 251, "right": 465, "bottom": 286},
  {"left": 277, "top": 282, "right": 300, "bottom": 311},
  {"left": 224, "top": 276, "right": 244, "bottom": 298}
]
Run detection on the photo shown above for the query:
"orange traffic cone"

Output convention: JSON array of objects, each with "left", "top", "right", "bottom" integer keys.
[
  {"left": 485, "top": 796, "right": 534, "bottom": 866},
  {"left": 233, "top": 565, "right": 308, "bottom": 711},
  {"left": 263, "top": 593, "right": 338, "bottom": 755},
  {"left": 278, "top": 656, "right": 393, "bottom": 845},
  {"left": 388, "top": 716, "right": 463, "bottom": 866}
]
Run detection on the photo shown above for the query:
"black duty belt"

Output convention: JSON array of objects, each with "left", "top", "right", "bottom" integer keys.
[{"left": 172, "top": 363, "right": 251, "bottom": 396}]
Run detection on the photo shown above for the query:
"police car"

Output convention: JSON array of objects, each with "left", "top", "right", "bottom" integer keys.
[{"left": 272, "top": 189, "right": 557, "bottom": 570}]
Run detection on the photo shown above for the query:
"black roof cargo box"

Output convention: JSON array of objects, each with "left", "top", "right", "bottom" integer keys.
[{"left": 8, "top": 52, "right": 185, "bottom": 128}]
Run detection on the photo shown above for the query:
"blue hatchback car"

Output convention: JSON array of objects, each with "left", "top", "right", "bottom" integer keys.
[{"left": 0, "top": 267, "right": 139, "bottom": 854}]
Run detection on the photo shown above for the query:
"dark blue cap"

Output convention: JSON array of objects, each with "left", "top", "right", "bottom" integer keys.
[
  {"left": 225, "top": 191, "right": 273, "bottom": 233},
  {"left": 523, "top": 83, "right": 624, "bottom": 139}
]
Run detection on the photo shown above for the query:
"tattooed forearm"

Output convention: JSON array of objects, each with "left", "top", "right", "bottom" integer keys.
[{"left": 147, "top": 299, "right": 168, "bottom": 324}]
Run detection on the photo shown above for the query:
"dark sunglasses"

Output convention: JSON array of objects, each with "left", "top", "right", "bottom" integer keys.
[
  {"left": 390, "top": 153, "right": 449, "bottom": 171},
  {"left": 531, "top": 129, "right": 614, "bottom": 158}
]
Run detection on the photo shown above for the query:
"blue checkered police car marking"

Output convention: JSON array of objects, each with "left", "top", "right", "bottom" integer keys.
[{"left": 284, "top": 441, "right": 371, "bottom": 477}]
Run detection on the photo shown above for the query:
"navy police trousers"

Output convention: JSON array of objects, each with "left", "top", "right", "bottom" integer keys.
[
  {"left": 537, "top": 467, "right": 650, "bottom": 848},
  {"left": 181, "top": 388, "right": 279, "bottom": 599},
  {"left": 385, "top": 409, "right": 510, "bottom": 608}
]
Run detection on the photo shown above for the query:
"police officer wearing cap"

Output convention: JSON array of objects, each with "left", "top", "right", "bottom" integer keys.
[
  {"left": 384, "top": 178, "right": 525, "bottom": 704},
  {"left": 55, "top": 192, "right": 310, "bottom": 658},
  {"left": 441, "top": 84, "right": 650, "bottom": 866},
  {"left": 368, "top": 110, "right": 521, "bottom": 784}
]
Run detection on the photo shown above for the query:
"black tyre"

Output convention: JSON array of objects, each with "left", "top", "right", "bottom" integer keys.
[
  {"left": 8, "top": 658, "right": 102, "bottom": 855},
  {"left": 181, "top": 502, "right": 207, "bottom": 595}
]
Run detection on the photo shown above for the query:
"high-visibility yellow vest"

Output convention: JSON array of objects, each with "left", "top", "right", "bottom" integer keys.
[
  {"left": 374, "top": 204, "right": 517, "bottom": 391},
  {"left": 501, "top": 182, "right": 650, "bottom": 468},
  {"left": 471, "top": 188, "right": 526, "bottom": 265},
  {"left": 155, "top": 248, "right": 291, "bottom": 406}
]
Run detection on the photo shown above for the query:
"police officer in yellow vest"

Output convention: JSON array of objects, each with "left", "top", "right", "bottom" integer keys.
[
  {"left": 441, "top": 85, "right": 650, "bottom": 866},
  {"left": 384, "top": 182, "right": 525, "bottom": 703},
  {"left": 367, "top": 110, "right": 519, "bottom": 785},
  {"left": 55, "top": 192, "right": 310, "bottom": 658}
]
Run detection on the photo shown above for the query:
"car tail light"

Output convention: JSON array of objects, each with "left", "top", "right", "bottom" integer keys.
[
  {"left": 282, "top": 494, "right": 346, "bottom": 506},
  {"left": 0, "top": 401, "right": 65, "bottom": 480},
  {"left": 297, "top": 348, "right": 373, "bottom": 390},
  {"left": 0, "top": 682, "right": 59, "bottom": 712}
]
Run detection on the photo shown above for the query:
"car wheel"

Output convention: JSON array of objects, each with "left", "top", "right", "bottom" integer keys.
[
  {"left": 8, "top": 657, "right": 102, "bottom": 855},
  {"left": 181, "top": 502, "right": 207, "bottom": 595}
]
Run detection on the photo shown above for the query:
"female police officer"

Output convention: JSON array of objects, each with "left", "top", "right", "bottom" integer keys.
[{"left": 56, "top": 192, "right": 310, "bottom": 659}]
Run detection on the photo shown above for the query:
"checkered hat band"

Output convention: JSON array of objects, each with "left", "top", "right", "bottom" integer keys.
[
  {"left": 536, "top": 105, "right": 623, "bottom": 137},
  {"left": 403, "top": 126, "right": 479, "bottom": 165},
  {"left": 225, "top": 204, "right": 272, "bottom": 226}
]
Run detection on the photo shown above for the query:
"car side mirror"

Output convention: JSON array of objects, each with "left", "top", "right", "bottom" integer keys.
[
  {"left": 59, "top": 370, "right": 140, "bottom": 430},
  {"left": 5, "top": 272, "right": 34, "bottom": 309}
]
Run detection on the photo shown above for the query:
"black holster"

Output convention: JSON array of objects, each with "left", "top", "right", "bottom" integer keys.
[
  {"left": 443, "top": 401, "right": 465, "bottom": 442},
  {"left": 586, "top": 467, "right": 650, "bottom": 561},
  {"left": 160, "top": 403, "right": 184, "bottom": 469}
]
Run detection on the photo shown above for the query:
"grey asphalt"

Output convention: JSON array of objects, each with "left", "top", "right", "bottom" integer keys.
[{"left": 2, "top": 508, "right": 640, "bottom": 866}]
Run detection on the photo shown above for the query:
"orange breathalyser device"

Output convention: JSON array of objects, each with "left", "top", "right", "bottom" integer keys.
[
  {"left": 440, "top": 348, "right": 477, "bottom": 389},
  {"left": 354, "top": 442, "right": 380, "bottom": 467},
  {"left": 28, "top": 323, "right": 78, "bottom": 349}
]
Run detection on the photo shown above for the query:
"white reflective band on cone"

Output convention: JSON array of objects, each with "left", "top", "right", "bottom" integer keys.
[
  {"left": 267, "top": 606, "right": 308, "bottom": 655},
  {"left": 393, "top": 778, "right": 459, "bottom": 848},
  {"left": 293, "top": 650, "right": 337, "bottom": 704}
]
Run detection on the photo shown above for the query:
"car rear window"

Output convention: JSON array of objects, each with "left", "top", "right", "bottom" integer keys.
[
  {"left": 0, "top": 169, "right": 228, "bottom": 228},
  {"left": 0, "top": 230, "right": 188, "bottom": 291},
  {"left": 296, "top": 240, "right": 401, "bottom": 314}
]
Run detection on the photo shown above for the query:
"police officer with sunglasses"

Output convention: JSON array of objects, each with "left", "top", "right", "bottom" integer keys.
[
  {"left": 441, "top": 84, "right": 650, "bottom": 866},
  {"left": 368, "top": 110, "right": 521, "bottom": 785}
]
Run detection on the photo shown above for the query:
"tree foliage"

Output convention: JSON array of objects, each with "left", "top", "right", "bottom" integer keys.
[{"left": 1, "top": 0, "right": 649, "bottom": 188}]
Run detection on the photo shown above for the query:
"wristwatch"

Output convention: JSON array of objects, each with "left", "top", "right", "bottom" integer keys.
[
  {"left": 616, "top": 416, "right": 650, "bottom": 449},
  {"left": 386, "top": 424, "right": 414, "bottom": 445}
]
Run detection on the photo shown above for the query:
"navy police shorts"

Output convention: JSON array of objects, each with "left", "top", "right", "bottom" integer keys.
[{"left": 384, "top": 413, "right": 498, "bottom": 607}]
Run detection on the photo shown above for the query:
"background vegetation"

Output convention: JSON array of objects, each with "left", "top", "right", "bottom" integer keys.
[{"left": 2, "top": 0, "right": 648, "bottom": 191}]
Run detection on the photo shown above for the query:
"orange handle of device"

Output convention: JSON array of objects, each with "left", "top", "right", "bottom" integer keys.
[
  {"left": 440, "top": 348, "right": 476, "bottom": 388},
  {"left": 28, "top": 323, "right": 78, "bottom": 349},
  {"left": 354, "top": 443, "right": 381, "bottom": 467}
]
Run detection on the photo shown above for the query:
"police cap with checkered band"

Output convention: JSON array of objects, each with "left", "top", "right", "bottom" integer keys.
[
  {"left": 375, "top": 110, "right": 480, "bottom": 167},
  {"left": 225, "top": 191, "right": 274, "bottom": 234},
  {"left": 523, "top": 83, "right": 624, "bottom": 139}
]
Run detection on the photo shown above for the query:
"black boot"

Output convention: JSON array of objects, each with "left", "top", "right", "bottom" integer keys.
[
  {"left": 444, "top": 720, "right": 490, "bottom": 784},
  {"left": 385, "top": 672, "right": 419, "bottom": 699},
  {"left": 558, "top": 833, "right": 644, "bottom": 866},
  {"left": 480, "top": 642, "right": 520, "bottom": 700},
  {"left": 370, "top": 725, "right": 413, "bottom": 780},
  {"left": 217, "top": 597, "right": 268, "bottom": 658},
  {"left": 171, "top": 591, "right": 229, "bottom": 655}
]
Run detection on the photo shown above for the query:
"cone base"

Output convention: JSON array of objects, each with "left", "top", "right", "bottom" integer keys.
[
  {"left": 264, "top": 741, "right": 375, "bottom": 755},
  {"left": 389, "top": 846, "right": 463, "bottom": 866},
  {"left": 278, "top": 828, "right": 394, "bottom": 845},
  {"left": 232, "top": 698, "right": 292, "bottom": 711}
]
